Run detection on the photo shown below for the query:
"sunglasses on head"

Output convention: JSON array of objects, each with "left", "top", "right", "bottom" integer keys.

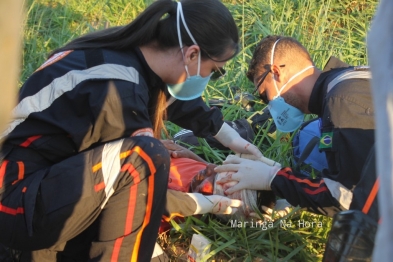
[{"left": 252, "top": 64, "right": 285, "bottom": 104}]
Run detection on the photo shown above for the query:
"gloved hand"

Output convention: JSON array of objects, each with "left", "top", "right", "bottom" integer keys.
[
  {"left": 235, "top": 153, "right": 282, "bottom": 168},
  {"left": 186, "top": 193, "right": 242, "bottom": 215},
  {"left": 214, "top": 123, "right": 263, "bottom": 158},
  {"left": 214, "top": 155, "right": 281, "bottom": 193}
]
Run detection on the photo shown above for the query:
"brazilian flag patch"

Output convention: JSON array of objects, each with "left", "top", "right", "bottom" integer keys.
[{"left": 320, "top": 132, "right": 333, "bottom": 149}]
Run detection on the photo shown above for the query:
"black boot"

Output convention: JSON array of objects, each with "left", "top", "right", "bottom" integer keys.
[{"left": 323, "top": 210, "right": 378, "bottom": 262}]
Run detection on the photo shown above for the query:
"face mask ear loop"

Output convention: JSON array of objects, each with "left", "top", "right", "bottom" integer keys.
[
  {"left": 270, "top": 39, "right": 282, "bottom": 99},
  {"left": 176, "top": 3, "right": 184, "bottom": 56},
  {"left": 196, "top": 51, "right": 201, "bottom": 76},
  {"left": 281, "top": 65, "right": 315, "bottom": 91},
  {"left": 178, "top": 2, "right": 201, "bottom": 76},
  {"left": 176, "top": 3, "right": 191, "bottom": 78}
]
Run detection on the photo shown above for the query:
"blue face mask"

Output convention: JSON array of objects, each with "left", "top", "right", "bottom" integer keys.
[
  {"left": 167, "top": 57, "right": 212, "bottom": 100},
  {"left": 267, "top": 39, "right": 314, "bottom": 132},
  {"left": 166, "top": 2, "right": 212, "bottom": 101},
  {"left": 268, "top": 97, "right": 305, "bottom": 133}
]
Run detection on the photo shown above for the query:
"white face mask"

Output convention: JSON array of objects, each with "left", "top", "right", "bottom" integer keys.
[
  {"left": 166, "top": 2, "right": 212, "bottom": 101},
  {"left": 268, "top": 38, "right": 314, "bottom": 132}
]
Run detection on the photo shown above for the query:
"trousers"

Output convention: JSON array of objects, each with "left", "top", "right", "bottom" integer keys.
[{"left": 0, "top": 136, "right": 170, "bottom": 261}]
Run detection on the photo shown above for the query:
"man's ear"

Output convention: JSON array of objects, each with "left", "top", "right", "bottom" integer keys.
[
  {"left": 183, "top": 45, "right": 200, "bottom": 65},
  {"left": 271, "top": 64, "right": 284, "bottom": 83}
]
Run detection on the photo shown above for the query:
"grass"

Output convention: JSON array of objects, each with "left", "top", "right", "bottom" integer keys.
[{"left": 20, "top": 0, "right": 378, "bottom": 261}]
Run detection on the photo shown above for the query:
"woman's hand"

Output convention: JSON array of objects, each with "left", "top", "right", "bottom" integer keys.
[{"left": 213, "top": 122, "right": 263, "bottom": 158}]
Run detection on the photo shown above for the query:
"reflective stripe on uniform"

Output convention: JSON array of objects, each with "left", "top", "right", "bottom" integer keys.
[
  {"left": 1, "top": 64, "right": 139, "bottom": 139},
  {"left": 327, "top": 70, "right": 371, "bottom": 93},
  {"left": 100, "top": 139, "right": 124, "bottom": 208}
]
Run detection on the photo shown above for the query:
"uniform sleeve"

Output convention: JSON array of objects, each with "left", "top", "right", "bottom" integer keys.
[
  {"left": 320, "top": 80, "right": 374, "bottom": 187},
  {"left": 166, "top": 97, "right": 224, "bottom": 137},
  {"left": 271, "top": 167, "right": 343, "bottom": 217},
  {"left": 163, "top": 189, "right": 197, "bottom": 221},
  {"left": 318, "top": 80, "right": 374, "bottom": 209}
]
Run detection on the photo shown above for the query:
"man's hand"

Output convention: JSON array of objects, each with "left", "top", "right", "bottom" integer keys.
[
  {"left": 160, "top": 139, "right": 207, "bottom": 163},
  {"left": 186, "top": 193, "right": 242, "bottom": 215},
  {"left": 214, "top": 155, "right": 281, "bottom": 193}
]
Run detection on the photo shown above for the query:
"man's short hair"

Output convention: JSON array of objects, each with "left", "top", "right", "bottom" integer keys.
[{"left": 247, "top": 35, "right": 313, "bottom": 84}]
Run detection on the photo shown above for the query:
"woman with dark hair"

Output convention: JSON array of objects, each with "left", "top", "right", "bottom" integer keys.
[{"left": 0, "top": 0, "right": 262, "bottom": 261}]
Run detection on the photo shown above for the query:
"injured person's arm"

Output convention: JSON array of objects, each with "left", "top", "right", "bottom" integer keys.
[
  {"left": 162, "top": 155, "right": 242, "bottom": 221},
  {"left": 161, "top": 140, "right": 281, "bottom": 222},
  {"left": 160, "top": 139, "right": 208, "bottom": 164}
]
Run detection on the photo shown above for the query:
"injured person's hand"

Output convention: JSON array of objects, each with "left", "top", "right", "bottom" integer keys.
[
  {"left": 186, "top": 193, "right": 242, "bottom": 215},
  {"left": 160, "top": 139, "right": 207, "bottom": 163},
  {"left": 249, "top": 199, "right": 292, "bottom": 221}
]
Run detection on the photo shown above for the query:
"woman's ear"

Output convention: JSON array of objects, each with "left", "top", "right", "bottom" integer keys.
[{"left": 183, "top": 45, "right": 200, "bottom": 65}]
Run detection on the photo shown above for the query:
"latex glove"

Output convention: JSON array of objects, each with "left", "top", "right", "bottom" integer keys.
[
  {"left": 235, "top": 153, "right": 282, "bottom": 168},
  {"left": 214, "top": 155, "right": 281, "bottom": 193},
  {"left": 214, "top": 123, "right": 263, "bottom": 158},
  {"left": 186, "top": 193, "right": 242, "bottom": 215}
]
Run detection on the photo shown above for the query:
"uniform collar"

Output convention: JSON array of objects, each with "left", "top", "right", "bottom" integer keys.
[
  {"left": 308, "top": 56, "right": 350, "bottom": 115},
  {"left": 322, "top": 56, "right": 349, "bottom": 72}
]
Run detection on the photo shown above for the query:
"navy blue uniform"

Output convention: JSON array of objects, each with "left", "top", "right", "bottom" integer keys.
[
  {"left": 0, "top": 47, "right": 224, "bottom": 261},
  {"left": 271, "top": 57, "right": 377, "bottom": 219}
]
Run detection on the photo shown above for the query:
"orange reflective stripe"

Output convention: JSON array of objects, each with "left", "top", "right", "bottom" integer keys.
[
  {"left": 20, "top": 135, "right": 42, "bottom": 147},
  {"left": 304, "top": 186, "right": 328, "bottom": 195},
  {"left": 120, "top": 146, "right": 156, "bottom": 175},
  {"left": 94, "top": 146, "right": 157, "bottom": 175},
  {"left": 92, "top": 163, "right": 102, "bottom": 173},
  {"left": 94, "top": 182, "right": 105, "bottom": 192},
  {"left": 0, "top": 160, "right": 9, "bottom": 189},
  {"left": 17, "top": 161, "right": 24, "bottom": 181},
  {"left": 131, "top": 173, "right": 155, "bottom": 262},
  {"left": 0, "top": 202, "right": 24, "bottom": 215},
  {"left": 121, "top": 163, "right": 141, "bottom": 184},
  {"left": 35, "top": 50, "right": 73, "bottom": 72},
  {"left": 111, "top": 238, "right": 123, "bottom": 262},
  {"left": 362, "top": 177, "right": 380, "bottom": 214},
  {"left": 110, "top": 183, "right": 139, "bottom": 262},
  {"left": 12, "top": 161, "right": 25, "bottom": 185},
  {"left": 277, "top": 169, "right": 325, "bottom": 188}
]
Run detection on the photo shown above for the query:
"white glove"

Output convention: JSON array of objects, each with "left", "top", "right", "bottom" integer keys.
[
  {"left": 186, "top": 193, "right": 242, "bottom": 215},
  {"left": 235, "top": 153, "right": 282, "bottom": 168},
  {"left": 214, "top": 155, "right": 281, "bottom": 193},
  {"left": 214, "top": 123, "right": 263, "bottom": 158}
]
